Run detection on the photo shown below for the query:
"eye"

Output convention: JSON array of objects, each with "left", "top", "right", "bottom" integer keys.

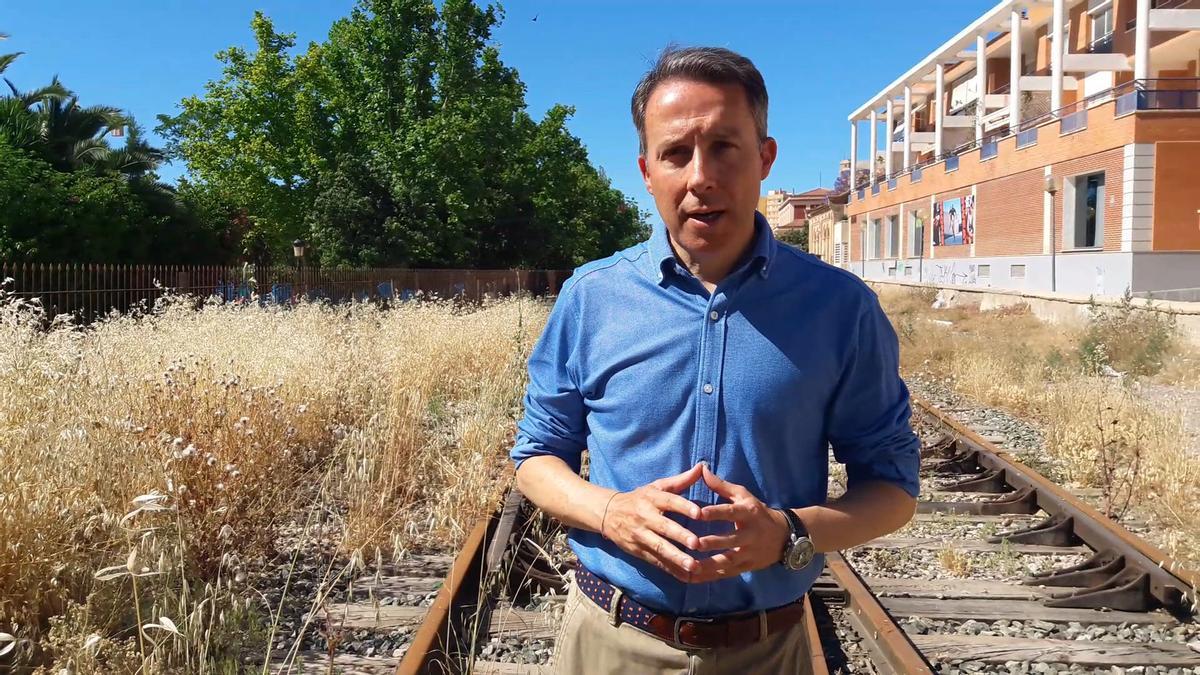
[{"left": 664, "top": 146, "right": 689, "bottom": 161}]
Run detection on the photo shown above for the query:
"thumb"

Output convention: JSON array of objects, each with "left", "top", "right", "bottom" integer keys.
[
  {"left": 701, "top": 462, "right": 740, "bottom": 500},
  {"left": 652, "top": 461, "right": 705, "bottom": 494}
]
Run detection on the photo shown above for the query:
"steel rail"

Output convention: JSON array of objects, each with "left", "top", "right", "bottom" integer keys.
[
  {"left": 912, "top": 395, "right": 1198, "bottom": 614},
  {"left": 825, "top": 552, "right": 934, "bottom": 674},
  {"left": 395, "top": 507, "right": 495, "bottom": 675}
]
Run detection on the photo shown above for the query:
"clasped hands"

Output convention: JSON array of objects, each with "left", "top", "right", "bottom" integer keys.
[{"left": 599, "top": 461, "right": 792, "bottom": 583}]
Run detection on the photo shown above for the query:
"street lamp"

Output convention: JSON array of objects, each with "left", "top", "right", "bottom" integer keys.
[
  {"left": 1044, "top": 176, "right": 1058, "bottom": 293},
  {"left": 292, "top": 239, "right": 306, "bottom": 302}
]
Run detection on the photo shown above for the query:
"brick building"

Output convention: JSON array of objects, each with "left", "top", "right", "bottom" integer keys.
[
  {"left": 807, "top": 192, "right": 850, "bottom": 263},
  {"left": 772, "top": 188, "right": 833, "bottom": 232},
  {"left": 844, "top": 0, "right": 1200, "bottom": 298}
]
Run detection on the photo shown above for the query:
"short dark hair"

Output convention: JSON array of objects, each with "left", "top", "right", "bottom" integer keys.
[{"left": 631, "top": 45, "right": 769, "bottom": 155}]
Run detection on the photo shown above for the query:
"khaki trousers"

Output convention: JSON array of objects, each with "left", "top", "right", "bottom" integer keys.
[{"left": 551, "top": 579, "right": 813, "bottom": 675}]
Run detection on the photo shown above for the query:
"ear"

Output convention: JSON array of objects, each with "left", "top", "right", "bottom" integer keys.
[
  {"left": 638, "top": 154, "right": 653, "bottom": 195},
  {"left": 759, "top": 137, "right": 778, "bottom": 181}
]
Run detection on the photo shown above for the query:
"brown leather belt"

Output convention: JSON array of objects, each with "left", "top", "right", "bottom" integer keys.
[{"left": 574, "top": 566, "right": 806, "bottom": 650}]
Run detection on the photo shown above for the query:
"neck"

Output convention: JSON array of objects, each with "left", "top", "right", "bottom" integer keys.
[{"left": 668, "top": 220, "right": 757, "bottom": 291}]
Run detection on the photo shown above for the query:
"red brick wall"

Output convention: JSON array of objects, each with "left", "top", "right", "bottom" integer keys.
[
  {"left": 976, "top": 169, "right": 1046, "bottom": 257},
  {"left": 1154, "top": 141, "right": 1200, "bottom": 251}
]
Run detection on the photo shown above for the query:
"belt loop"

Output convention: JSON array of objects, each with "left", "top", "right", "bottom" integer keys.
[
  {"left": 607, "top": 587, "right": 624, "bottom": 627},
  {"left": 757, "top": 610, "right": 768, "bottom": 642}
]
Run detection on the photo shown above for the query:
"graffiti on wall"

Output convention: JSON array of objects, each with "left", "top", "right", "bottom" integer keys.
[{"left": 928, "top": 261, "right": 980, "bottom": 286}]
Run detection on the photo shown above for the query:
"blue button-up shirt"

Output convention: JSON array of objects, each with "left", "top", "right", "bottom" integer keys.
[{"left": 511, "top": 213, "right": 920, "bottom": 617}]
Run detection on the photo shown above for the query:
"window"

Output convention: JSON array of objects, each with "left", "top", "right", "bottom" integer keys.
[
  {"left": 870, "top": 219, "right": 884, "bottom": 259},
  {"left": 887, "top": 215, "right": 900, "bottom": 258},
  {"left": 1011, "top": 264, "right": 1026, "bottom": 279},
  {"left": 1065, "top": 172, "right": 1106, "bottom": 248},
  {"left": 909, "top": 211, "right": 925, "bottom": 257},
  {"left": 835, "top": 242, "right": 848, "bottom": 265},
  {"left": 977, "top": 264, "right": 991, "bottom": 278},
  {"left": 1089, "top": 0, "right": 1114, "bottom": 53}
]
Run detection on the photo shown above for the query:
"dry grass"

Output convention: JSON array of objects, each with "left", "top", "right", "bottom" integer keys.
[
  {"left": 0, "top": 290, "right": 546, "bottom": 672},
  {"left": 877, "top": 284, "right": 1200, "bottom": 567},
  {"left": 937, "top": 547, "right": 973, "bottom": 577}
]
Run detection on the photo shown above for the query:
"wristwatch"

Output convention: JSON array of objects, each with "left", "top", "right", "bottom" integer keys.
[{"left": 777, "top": 508, "right": 816, "bottom": 571}]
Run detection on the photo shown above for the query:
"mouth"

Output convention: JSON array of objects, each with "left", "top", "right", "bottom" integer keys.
[{"left": 685, "top": 210, "right": 725, "bottom": 226}]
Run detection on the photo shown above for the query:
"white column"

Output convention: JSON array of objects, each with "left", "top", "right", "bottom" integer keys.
[
  {"left": 849, "top": 120, "right": 858, "bottom": 190},
  {"left": 903, "top": 86, "right": 913, "bottom": 170},
  {"left": 1010, "top": 8, "right": 1022, "bottom": 130},
  {"left": 1135, "top": 0, "right": 1151, "bottom": 80},
  {"left": 1051, "top": 0, "right": 1065, "bottom": 110},
  {"left": 934, "top": 64, "right": 945, "bottom": 157},
  {"left": 885, "top": 99, "right": 894, "bottom": 177},
  {"left": 976, "top": 34, "right": 987, "bottom": 143},
  {"left": 869, "top": 109, "right": 878, "bottom": 183}
]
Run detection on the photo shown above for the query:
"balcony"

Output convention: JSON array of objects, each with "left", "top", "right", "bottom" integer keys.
[
  {"left": 849, "top": 79, "right": 1198, "bottom": 212},
  {"left": 1115, "top": 78, "right": 1200, "bottom": 115},
  {"left": 1089, "top": 33, "right": 1114, "bottom": 54}
]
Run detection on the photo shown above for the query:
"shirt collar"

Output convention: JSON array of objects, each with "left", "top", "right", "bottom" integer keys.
[{"left": 648, "top": 211, "right": 778, "bottom": 284}]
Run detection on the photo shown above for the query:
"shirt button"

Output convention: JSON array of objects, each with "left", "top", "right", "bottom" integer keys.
[
  {"left": 703, "top": 383, "right": 714, "bottom": 394},
  {"left": 709, "top": 310, "right": 719, "bottom": 321}
]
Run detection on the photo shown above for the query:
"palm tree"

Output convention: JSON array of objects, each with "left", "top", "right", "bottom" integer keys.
[
  {"left": 0, "top": 32, "right": 20, "bottom": 77},
  {"left": 22, "top": 91, "right": 129, "bottom": 171}
]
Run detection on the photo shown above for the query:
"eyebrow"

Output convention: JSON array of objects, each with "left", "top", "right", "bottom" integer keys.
[{"left": 655, "top": 126, "right": 741, "bottom": 151}]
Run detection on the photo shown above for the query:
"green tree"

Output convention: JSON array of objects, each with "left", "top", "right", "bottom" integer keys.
[
  {"left": 160, "top": 0, "right": 645, "bottom": 269},
  {"left": 157, "top": 12, "right": 333, "bottom": 263},
  {"left": 0, "top": 34, "right": 225, "bottom": 264},
  {"left": 776, "top": 222, "right": 809, "bottom": 252}
]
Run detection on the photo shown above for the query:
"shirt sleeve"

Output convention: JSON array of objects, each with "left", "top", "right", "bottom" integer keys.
[
  {"left": 826, "top": 291, "right": 921, "bottom": 498},
  {"left": 509, "top": 283, "right": 588, "bottom": 474}
]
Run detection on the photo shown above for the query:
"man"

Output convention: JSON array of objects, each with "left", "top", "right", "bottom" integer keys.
[{"left": 511, "top": 46, "right": 920, "bottom": 674}]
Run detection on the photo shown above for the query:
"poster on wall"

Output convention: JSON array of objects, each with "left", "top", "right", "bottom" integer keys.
[
  {"left": 942, "top": 197, "right": 964, "bottom": 245},
  {"left": 934, "top": 195, "right": 975, "bottom": 246},
  {"left": 963, "top": 194, "right": 975, "bottom": 245},
  {"left": 932, "top": 201, "right": 944, "bottom": 246}
]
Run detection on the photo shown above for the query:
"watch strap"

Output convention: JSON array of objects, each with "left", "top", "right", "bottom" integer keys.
[{"left": 778, "top": 507, "right": 808, "bottom": 539}]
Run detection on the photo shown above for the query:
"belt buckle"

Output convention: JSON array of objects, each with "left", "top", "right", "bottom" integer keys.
[{"left": 672, "top": 615, "right": 714, "bottom": 648}]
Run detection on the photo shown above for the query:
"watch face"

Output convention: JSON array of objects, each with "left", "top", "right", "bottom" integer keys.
[{"left": 786, "top": 538, "right": 815, "bottom": 570}]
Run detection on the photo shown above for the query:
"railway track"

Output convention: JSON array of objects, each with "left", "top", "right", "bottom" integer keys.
[{"left": 314, "top": 395, "right": 1199, "bottom": 674}]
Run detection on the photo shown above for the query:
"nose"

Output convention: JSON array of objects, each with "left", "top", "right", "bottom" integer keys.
[{"left": 686, "top": 146, "right": 717, "bottom": 194}]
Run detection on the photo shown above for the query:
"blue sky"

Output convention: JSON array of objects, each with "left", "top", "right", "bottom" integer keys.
[{"left": 5, "top": 1, "right": 994, "bottom": 218}]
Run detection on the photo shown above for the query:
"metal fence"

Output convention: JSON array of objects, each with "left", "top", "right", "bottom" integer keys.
[{"left": 0, "top": 262, "right": 570, "bottom": 323}]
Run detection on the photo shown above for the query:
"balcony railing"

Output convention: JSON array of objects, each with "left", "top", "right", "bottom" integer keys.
[
  {"left": 1126, "top": 0, "right": 1189, "bottom": 30},
  {"left": 1089, "top": 33, "right": 1114, "bottom": 54},
  {"left": 1115, "top": 78, "right": 1200, "bottom": 115},
  {"left": 852, "top": 79, "right": 1198, "bottom": 205},
  {"left": 1060, "top": 107, "right": 1088, "bottom": 134},
  {"left": 1016, "top": 126, "right": 1038, "bottom": 148}
]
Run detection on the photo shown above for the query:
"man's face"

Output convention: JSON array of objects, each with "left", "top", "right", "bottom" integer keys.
[{"left": 638, "top": 78, "right": 777, "bottom": 256}]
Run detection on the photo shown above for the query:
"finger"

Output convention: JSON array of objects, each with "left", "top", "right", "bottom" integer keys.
[
  {"left": 698, "top": 502, "right": 754, "bottom": 522},
  {"left": 650, "top": 490, "right": 702, "bottom": 521},
  {"left": 649, "top": 514, "right": 701, "bottom": 551},
  {"left": 689, "top": 552, "right": 748, "bottom": 583},
  {"left": 634, "top": 528, "right": 698, "bottom": 576},
  {"left": 651, "top": 462, "right": 705, "bottom": 494},
  {"left": 695, "top": 531, "right": 744, "bottom": 552},
  {"left": 701, "top": 463, "right": 750, "bottom": 501}
]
